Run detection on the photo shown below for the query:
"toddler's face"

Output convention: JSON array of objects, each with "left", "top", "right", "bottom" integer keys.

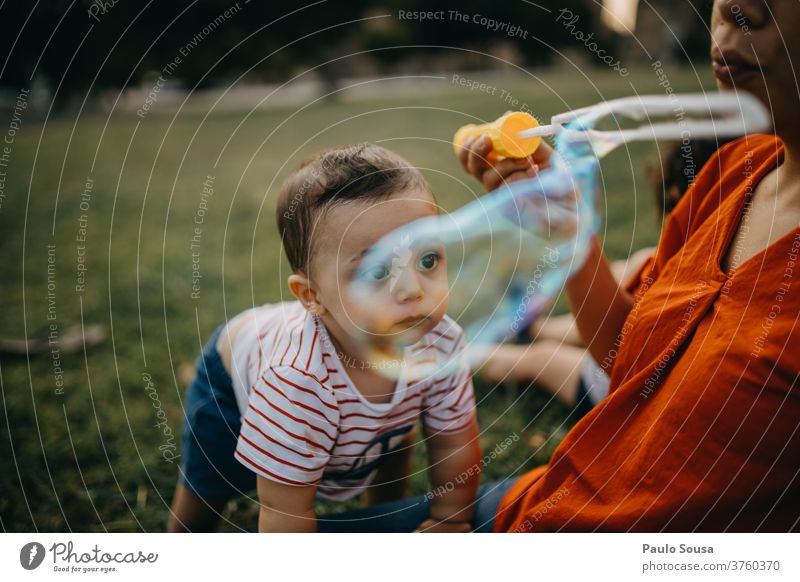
[{"left": 310, "top": 188, "right": 449, "bottom": 350}]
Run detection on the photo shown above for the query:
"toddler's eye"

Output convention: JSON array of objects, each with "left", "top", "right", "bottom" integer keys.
[
  {"left": 417, "top": 251, "right": 440, "bottom": 271},
  {"left": 362, "top": 263, "right": 390, "bottom": 281}
]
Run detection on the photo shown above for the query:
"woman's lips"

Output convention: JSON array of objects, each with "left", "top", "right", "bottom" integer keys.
[{"left": 712, "top": 51, "right": 760, "bottom": 86}]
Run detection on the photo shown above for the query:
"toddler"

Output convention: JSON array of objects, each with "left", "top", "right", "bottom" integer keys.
[{"left": 168, "top": 144, "right": 480, "bottom": 532}]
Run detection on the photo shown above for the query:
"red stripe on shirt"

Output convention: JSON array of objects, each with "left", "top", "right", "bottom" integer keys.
[
  {"left": 411, "top": 342, "right": 449, "bottom": 355},
  {"left": 452, "top": 377, "right": 473, "bottom": 409},
  {"left": 278, "top": 316, "right": 303, "bottom": 366},
  {"left": 428, "top": 413, "right": 475, "bottom": 434},
  {"left": 427, "top": 376, "right": 471, "bottom": 408},
  {"left": 336, "top": 420, "right": 416, "bottom": 442},
  {"left": 246, "top": 403, "right": 331, "bottom": 452},
  {"left": 336, "top": 398, "right": 361, "bottom": 405},
  {"left": 304, "top": 326, "right": 318, "bottom": 369},
  {"left": 290, "top": 313, "right": 308, "bottom": 367},
  {"left": 242, "top": 416, "right": 316, "bottom": 459},
  {"left": 239, "top": 432, "right": 322, "bottom": 472},
  {"left": 339, "top": 410, "right": 418, "bottom": 429},
  {"left": 338, "top": 390, "right": 421, "bottom": 413},
  {"left": 426, "top": 374, "right": 469, "bottom": 401},
  {"left": 235, "top": 450, "right": 315, "bottom": 486},
  {"left": 271, "top": 318, "right": 291, "bottom": 365},
  {"left": 425, "top": 406, "right": 474, "bottom": 425},
  {"left": 431, "top": 329, "right": 454, "bottom": 341},
  {"left": 274, "top": 368, "right": 338, "bottom": 412},
  {"left": 339, "top": 395, "right": 421, "bottom": 421},
  {"left": 337, "top": 418, "right": 414, "bottom": 435},
  {"left": 260, "top": 378, "right": 338, "bottom": 427},
  {"left": 251, "top": 386, "right": 336, "bottom": 441}
]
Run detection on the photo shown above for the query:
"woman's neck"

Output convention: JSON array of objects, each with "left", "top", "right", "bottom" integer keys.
[
  {"left": 783, "top": 146, "right": 800, "bottom": 179},
  {"left": 773, "top": 138, "right": 800, "bottom": 207}
]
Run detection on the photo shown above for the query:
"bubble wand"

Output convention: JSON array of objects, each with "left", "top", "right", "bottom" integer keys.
[{"left": 519, "top": 92, "right": 771, "bottom": 159}]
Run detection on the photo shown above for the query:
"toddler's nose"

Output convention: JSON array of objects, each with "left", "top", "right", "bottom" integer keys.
[{"left": 392, "top": 268, "right": 424, "bottom": 303}]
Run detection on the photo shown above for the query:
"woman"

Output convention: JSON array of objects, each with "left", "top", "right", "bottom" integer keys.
[{"left": 320, "top": 0, "right": 800, "bottom": 532}]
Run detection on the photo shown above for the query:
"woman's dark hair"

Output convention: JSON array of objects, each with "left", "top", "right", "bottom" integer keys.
[{"left": 648, "top": 138, "right": 732, "bottom": 217}]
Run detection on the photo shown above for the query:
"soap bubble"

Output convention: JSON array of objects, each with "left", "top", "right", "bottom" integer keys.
[{"left": 346, "top": 125, "right": 598, "bottom": 381}]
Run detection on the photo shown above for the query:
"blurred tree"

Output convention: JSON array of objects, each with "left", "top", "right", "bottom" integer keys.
[{"left": 0, "top": 0, "right": 712, "bottom": 112}]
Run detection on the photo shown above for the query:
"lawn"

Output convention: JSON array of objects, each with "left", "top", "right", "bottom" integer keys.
[{"left": 0, "top": 64, "right": 714, "bottom": 531}]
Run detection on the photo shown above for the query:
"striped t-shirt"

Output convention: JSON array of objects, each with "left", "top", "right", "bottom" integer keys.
[{"left": 228, "top": 301, "right": 476, "bottom": 501}]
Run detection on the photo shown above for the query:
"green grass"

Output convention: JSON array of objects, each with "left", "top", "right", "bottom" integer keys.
[{"left": 0, "top": 65, "right": 714, "bottom": 531}]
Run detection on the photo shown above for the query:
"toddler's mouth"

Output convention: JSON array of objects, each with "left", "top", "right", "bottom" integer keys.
[{"left": 394, "top": 315, "right": 427, "bottom": 328}]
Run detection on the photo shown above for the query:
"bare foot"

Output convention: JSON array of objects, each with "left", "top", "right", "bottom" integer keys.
[
  {"left": 178, "top": 362, "right": 196, "bottom": 386},
  {"left": 477, "top": 341, "right": 585, "bottom": 407},
  {"left": 479, "top": 344, "right": 541, "bottom": 384}
]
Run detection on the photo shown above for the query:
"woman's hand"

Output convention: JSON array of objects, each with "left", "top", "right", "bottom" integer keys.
[{"left": 457, "top": 134, "right": 554, "bottom": 192}]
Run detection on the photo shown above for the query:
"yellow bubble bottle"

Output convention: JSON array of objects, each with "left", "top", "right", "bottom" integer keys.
[{"left": 453, "top": 111, "right": 542, "bottom": 159}]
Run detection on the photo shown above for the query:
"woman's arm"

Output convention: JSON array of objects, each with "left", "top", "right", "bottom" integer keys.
[{"left": 565, "top": 236, "right": 634, "bottom": 371}]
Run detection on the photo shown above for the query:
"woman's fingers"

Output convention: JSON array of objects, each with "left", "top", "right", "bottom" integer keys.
[
  {"left": 457, "top": 134, "right": 544, "bottom": 190},
  {"left": 463, "top": 136, "right": 494, "bottom": 178},
  {"left": 531, "top": 141, "right": 555, "bottom": 168},
  {"left": 482, "top": 161, "right": 539, "bottom": 192},
  {"left": 456, "top": 135, "right": 476, "bottom": 174}
]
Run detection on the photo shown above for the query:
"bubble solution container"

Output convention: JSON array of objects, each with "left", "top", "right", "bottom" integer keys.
[{"left": 453, "top": 111, "right": 542, "bottom": 159}]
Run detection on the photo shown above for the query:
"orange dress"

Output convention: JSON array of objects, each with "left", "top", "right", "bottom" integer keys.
[{"left": 494, "top": 134, "right": 800, "bottom": 532}]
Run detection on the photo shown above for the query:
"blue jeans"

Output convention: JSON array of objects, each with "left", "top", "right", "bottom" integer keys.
[
  {"left": 317, "top": 478, "right": 518, "bottom": 533},
  {"left": 179, "top": 324, "right": 256, "bottom": 500}
]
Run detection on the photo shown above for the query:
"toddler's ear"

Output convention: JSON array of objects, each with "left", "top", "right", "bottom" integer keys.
[{"left": 288, "top": 273, "right": 327, "bottom": 316}]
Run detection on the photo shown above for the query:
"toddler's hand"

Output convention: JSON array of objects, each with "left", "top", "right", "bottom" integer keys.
[
  {"left": 457, "top": 134, "right": 553, "bottom": 192},
  {"left": 414, "top": 518, "right": 472, "bottom": 533}
]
